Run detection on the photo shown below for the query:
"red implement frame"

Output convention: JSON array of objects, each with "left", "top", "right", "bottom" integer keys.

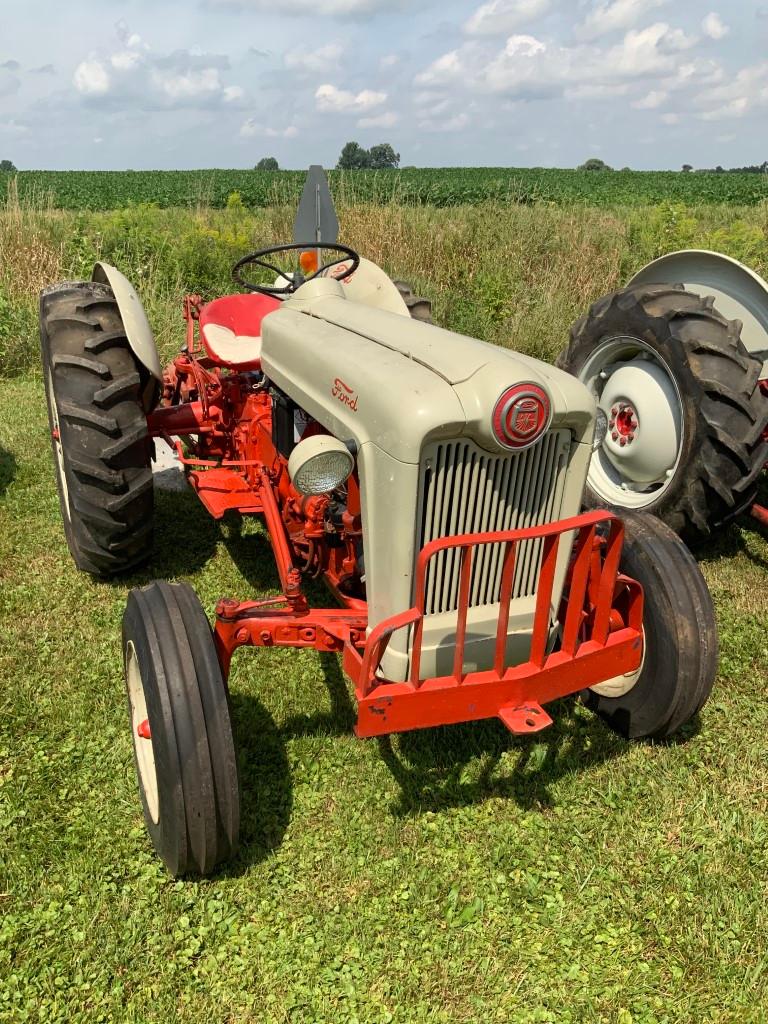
[{"left": 212, "top": 510, "right": 643, "bottom": 740}]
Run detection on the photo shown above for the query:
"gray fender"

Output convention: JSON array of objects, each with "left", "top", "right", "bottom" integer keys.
[
  {"left": 325, "top": 257, "right": 411, "bottom": 316},
  {"left": 628, "top": 250, "right": 768, "bottom": 376},
  {"left": 92, "top": 262, "right": 163, "bottom": 409}
]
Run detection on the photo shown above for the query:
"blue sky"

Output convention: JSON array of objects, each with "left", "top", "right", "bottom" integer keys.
[{"left": 1, "top": 0, "right": 766, "bottom": 170}]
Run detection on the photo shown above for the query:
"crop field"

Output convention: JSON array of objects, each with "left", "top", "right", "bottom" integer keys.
[
  {"left": 2, "top": 166, "right": 768, "bottom": 210},
  {"left": 1, "top": 189, "right": 768, "bottom": 1022}
]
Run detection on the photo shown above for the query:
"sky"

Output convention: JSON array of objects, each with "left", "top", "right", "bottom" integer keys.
[{"left": 0, "top": 0, "right": 766, "bottom": 171}]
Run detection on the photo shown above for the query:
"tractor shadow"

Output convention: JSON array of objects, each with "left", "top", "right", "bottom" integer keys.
[
  {"left": 377, "top": 705, "right": 703, "bottom": 818},
  {"left": 115, "top": 487, "right": 222, "bottom": 585},
  {"left": 376, "top": 703, "right": 632, "bottom": 816},
  {"left": 691, "top": 513, "right": 768, "bottom": 572},
  {"left": 224, "top": 689, "right": 294, "bottom": 874},
  {"left": 219, "top": 653, "right": 353, "bottom": 875},
  {"left": 0, "top": 444, "right": 17, "bottom": 499}
]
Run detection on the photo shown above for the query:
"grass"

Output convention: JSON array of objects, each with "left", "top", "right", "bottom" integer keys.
[{"left": 1, "top": 195, "right": 768, "bottom": 1022}]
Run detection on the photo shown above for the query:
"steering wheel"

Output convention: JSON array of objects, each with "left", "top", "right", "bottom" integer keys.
[{"left": 232, "top": 242, "right": 360, "bottom": 297}]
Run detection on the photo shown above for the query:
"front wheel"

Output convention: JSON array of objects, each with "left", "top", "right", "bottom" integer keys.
[
  {"left": 585, "top": 510, "right": 718, "bottom": 740},
  {"left": 122, "top": 581, "right": 240, "bottom": 876}
]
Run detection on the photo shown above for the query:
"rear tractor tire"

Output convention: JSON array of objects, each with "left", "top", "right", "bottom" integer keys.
[
  {"left": 586, "top": 510, "right": 717, "bottom": 740},
  {"left": 394, "top": 280, "right": 433, "bottom": 324},
  {"left": 557, "top": 284, "right": 767, "bottom": 542},
  {"left": 122, "top": 581, "right": 240, "bottom": 877},
  {"left": 40, "top": 281, "right": 154, "bottom": 576}
]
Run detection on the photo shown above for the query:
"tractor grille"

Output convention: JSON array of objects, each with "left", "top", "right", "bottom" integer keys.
[{"left": 418, "top": 432, "right": 571, "bottom": 615}]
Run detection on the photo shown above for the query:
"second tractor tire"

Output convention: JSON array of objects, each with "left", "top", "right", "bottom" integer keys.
[{"left": 558, "top": 284, "right": 767, "bottom": 542}]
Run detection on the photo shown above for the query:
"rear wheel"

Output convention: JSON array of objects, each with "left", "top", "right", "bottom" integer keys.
[
  {"left": 394, "top": 280, "right": 433, "bottom": 323},
  {"left": 586, "top": 511, "right": 718, "bottom": 740},
  {"left": 40, "top": 281, "right": 154, "bottom": 576},
  {"left": 557, "top": 284, "right": 767, "bottom": 541},
  {"left": 122, "top": 581, "right": 240, "bottom": 877}
]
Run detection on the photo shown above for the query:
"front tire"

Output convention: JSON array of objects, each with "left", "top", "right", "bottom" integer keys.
[
  {"left": 122, "top": 581, "right": 240, "bottom": 877},
  {"left": 586, "top": 511, "right": 718, "bottom": 740},
  {"left": 558, "top": 284, "right": 767, "bottom": 542},
  {"left": 40, "top": 281, "right": 154, "bottom": 576}
]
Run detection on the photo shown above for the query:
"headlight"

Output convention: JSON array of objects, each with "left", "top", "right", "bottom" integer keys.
[
  {"left": 288, "top": 435, "right": 354, "bottom": 496},
  {"left": 592, "top": 407, "right": 608, "bottom": 452}
]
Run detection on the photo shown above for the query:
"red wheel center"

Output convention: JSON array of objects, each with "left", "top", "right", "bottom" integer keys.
[{"left": 615, "top": 406, "right": 636, "bottom": 437}]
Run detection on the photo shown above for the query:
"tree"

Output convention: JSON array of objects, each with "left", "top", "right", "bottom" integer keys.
[
  {"left": 337, "top": 141, "right": 371, "bottom": 170},
  {"left": 682, "top": 164, "right": 693, "bottom": 173},
  {"left": 0, "top": 160, "right": 16, "bottom": 173},
  {"left": 368, "top": 143, "right": 400, "bottom": 169},
  {"left": 255, "top": 157, "right": 279, "bottom": 170},
  {"left": 578, "top": 158, "right": 612, "bottom": 172}
]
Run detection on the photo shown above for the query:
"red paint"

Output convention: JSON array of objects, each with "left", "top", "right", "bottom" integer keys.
[
  {"left": 137, "top": 719, "right": 151, "bottom": 740},
  {"left": 197, "top": 293, "right": 281, "bottom": 371},
  {"left": 492, "top": 383, "right": 551, "bottom": 449},
  {"left": 615, "top": 406, "right": 635, "bottom": 436}
]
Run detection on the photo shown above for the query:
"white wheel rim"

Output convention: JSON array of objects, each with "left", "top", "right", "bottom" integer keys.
[
  {"left": 47, "top": 367, "right": 70, "bottom": 521},
  {"left": 590, "top": 626, "right": 646, "bottom": 698},
  {"left": 126, "top": 641, "right": 160, "bottom": 824},
  {"left": 578, "top": 338, "right": 685, "bottom": 509}
]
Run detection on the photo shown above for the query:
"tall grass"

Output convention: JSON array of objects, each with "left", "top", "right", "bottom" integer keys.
[{"left": 1, "top": 188, "right": 766, "bottom": 377}]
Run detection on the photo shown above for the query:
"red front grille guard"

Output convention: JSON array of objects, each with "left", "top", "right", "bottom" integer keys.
[{"left": 345, "top": 511, "right": 644, "bottom": 738}]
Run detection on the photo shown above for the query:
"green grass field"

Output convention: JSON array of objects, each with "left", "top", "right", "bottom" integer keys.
[
  {"left": 1, "top": 189, "right": 768, "bottom": 1022},
  {"left": 2, "top": 167, "right": 768, "bottom": 210}
]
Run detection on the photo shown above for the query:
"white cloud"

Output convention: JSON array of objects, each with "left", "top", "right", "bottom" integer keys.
[
  {"left": 0, "top": 118, "right": 28, "bottom": 134},
  {"left": 284, "top": 43, "right": 344, "bottom": 72},
  {"left": 632, "top": 88, "right": 668, "bottom": 108},
  {"left": 240, "top": 119, "right": 298, "bottom": 137},
  {"left": 357, "top": 110, "right": 399, "bottom": 127},
  {"left": 73, "top": 60, "right": 111, "bottom": 95},
  {"left": 576, "top": 0, "right": 668, "bottom": 42},
  {"left": 414, "top": 49, "right": 467, "bottom": 86},
  {"left": 695, "top": 62, "right": 768, "bottom": 120},
  {"left": 380, "top": 54, "right": 399, "bottom": 69},
  {"left": 702, "top": 12, "right": 729, "bottom": 40},
  {"left": 111, "top": 51, "right": 143, "bottom": 71},
  {"left": 315, "top": 82, "right": 387, "bottom": 112},
  {"left": 0, "top": 70, "right": 20, "bottom": 98},
  {"left": 152, "top": 67, "right": 221, "bottom": 100},
  {"left": 418, "top": 111, "right": 471, "bottom": 132},
  {"left": 464, "top": 0, "right": 550, "bottom": 37},
  {"left": 661, "top": 111, "right": 680, "bottom": 123},
  {"left": 223, "top": 85, "right": 244, "bottom": 101},
  {"left": 209, "top": 0, "right": 404, "bottom": 15}
]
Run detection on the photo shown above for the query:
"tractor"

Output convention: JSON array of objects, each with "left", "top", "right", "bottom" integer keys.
[
  {"left": 41, "top": 168, "right": 718, "bottom": 877},
  {"left": 557, "top": 253, "right": 768, "bottom": 539}
]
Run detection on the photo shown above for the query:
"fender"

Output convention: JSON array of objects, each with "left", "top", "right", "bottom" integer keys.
[
  {"left": 326, "top": 257, "right": 411, "bottom": 317},
  {"left": 628, "top": 249, "right": 768, "bottom": 378},
  {"left": 92, "top": 262, "right": 163, "bottom": 410}
]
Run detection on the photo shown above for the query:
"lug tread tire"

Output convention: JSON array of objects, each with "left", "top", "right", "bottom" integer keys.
[
  {"left": 40, "top": 281, "right": 154, "bottom": 576},
  {"left": 586, "top": 511, "right": 718, "bottom": 740},
  {"left": 393, "top": 280, "right": 433, "bottom": 324},
  {"left": 123, "top": 581, "right": 240, "bottom": 877},
  {"left": 557, "top": 284, "right": 767, "bottom": 541}
]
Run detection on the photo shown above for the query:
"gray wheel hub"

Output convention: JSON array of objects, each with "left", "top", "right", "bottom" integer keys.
[{"left": 579, "top": 337, "right": 684, "bottom": 508}]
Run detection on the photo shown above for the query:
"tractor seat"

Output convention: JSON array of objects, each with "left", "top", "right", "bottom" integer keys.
[{"left": 198, "top": 293, "right": 281, "bottom": 371}]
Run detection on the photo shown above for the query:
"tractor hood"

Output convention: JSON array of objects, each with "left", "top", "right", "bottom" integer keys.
[{"left": 260, "top": 278, "right": 595, "bottom": 463}]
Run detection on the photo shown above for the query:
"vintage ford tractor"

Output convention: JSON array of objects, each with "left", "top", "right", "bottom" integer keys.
[
  {"left": 557, "top": 253, "right": 768, "bottom": 539},
  {"left": 40, "top": 169, "right": 717, "bottom": 876}
]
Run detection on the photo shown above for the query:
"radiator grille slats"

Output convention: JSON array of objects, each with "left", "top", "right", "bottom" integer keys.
[{"left": 418, "top": 432, "right": 570, "bottom": 616}]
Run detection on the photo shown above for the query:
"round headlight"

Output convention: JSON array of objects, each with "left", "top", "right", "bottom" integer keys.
[{"left": 288, "top": 435, "right": 354, "bottom": 496}]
